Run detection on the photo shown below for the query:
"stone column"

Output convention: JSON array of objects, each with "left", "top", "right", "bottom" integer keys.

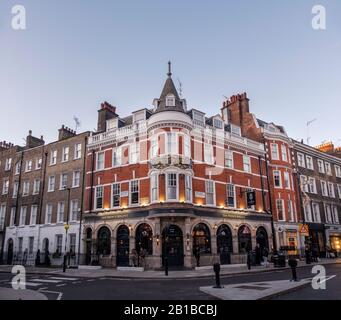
[
  {"left": 153, "top": 219, "right": 161, "bottom": 269},
  {"left": 111, "top": 236, "right": 116, "bottom": 268},
  {"left": 184, "top": 218, "right": 192, "bottom": 268}
]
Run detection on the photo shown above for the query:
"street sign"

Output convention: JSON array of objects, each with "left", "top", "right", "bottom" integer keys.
[
  {"left": 299, "top": 223, "right": 309, "bottom": 236},
  {"left": 246, "top": 190, "right": 256, "bottom": 207}
]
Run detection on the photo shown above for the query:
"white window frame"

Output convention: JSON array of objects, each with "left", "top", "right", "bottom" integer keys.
[
  {"left": 50, "top": 150, "right": 57, "bottom": 166},
  {"left": 312, "top": 202, "right": 321, "bottom": 223},
  {"left": 22, "top": 181, "right": 30, "bottom": 196},
  {"left": 150, "top": 174, "right": 158, "bottom": 203},
  {"left": 297, "top": 153, "right": 305, "bottom": 168},
  {"left": 57, "top": 201, "right": 65, "bottom": 223},
  {"left": 321, "top": 180, "right": 328, "bottom": 196},
  {"left": 306, "top": 156, "right": 314, "bottom": 170},
  {"left": 317, "top": 159, "right": 325, "bottom": 173},
  {"left": 167, "top": 132, "right": 178, "bottom": 155},
  {"left": 96, "top": 151, "right": 105, "bottom": 171},
  {"left": 9, "top": 207, "right": 15, "bottom": 227},
  {"left": 15, "top": 162, "right": 21, "bottom": 175},
  {"left": 283, "top": 172, "right": 290, "bottom": 190},
  {"left": 0, "top": 204, "right": 6, "bottom": 228},
  {"left": 74, "top": 143, "right": 82, "bottom": 159},
  {"left": 19, "top": 206, "right": 27, "bottom": 226},
  {"left": 276, "top": 199, "right": 285, "bottom": 221},
  {"left": 337, "top": 184, "right": 341, "bottom": 199},
  {"left": 150, "top": 136, "right": 158, "bottom": 158},
  {"left": 129, "top": 142, "right": 139, "bottom": 164},
  {"left": 308, "top": 177, "right": 317, "bottom": 194},
  {"left": 112, "top": 147, "right": 122, "bottom": 167},
  {"left": 95, "top": 186, "right": 104, "bottom": 210},
  {"left": 227, "top": 184, "right": 235, "bottom": 208},
  {"left": 281, "top": 145, "right": 288, "bottom": 162},
  {"left": 204, "top": 143, "right": 213, "bottom": 165},
  {"left": 35, "top": 158, "right": 42, "bottom": 170},
  {"left": 60, "top": 173, "right": 68, "bottom": 190},
  {"left": 304, "top": 203, "right": 313, "bottom": 222},
  {"left": 48, "top": 176, "right": 55, "bottom": 192},
  {"left": 273, "top": 170, "right": 282, "bottom": 188},
  {"left": 165, "top": 94, "right": 175, "bottom": 107},
  {"left": 332, "top": 206, "right": 339, "bottom": 224},
  {"left": 72, "top": 171, "right": 80, "bottom": 188},
  {"left": 25, "top": 160, "right": 33, "bottom": 172},
  {"left": 243, "top": 155, "right": 251, "bottom": 173},
  {"left": 33, "top": 179, "right": 40, "bottom": 195},
  {"left": 335, "top": 165, "right": 341, "bottom": 178},
  {"left": 224, "top": 150, "right": 233, "bottom": 169},
  {"left": 325, "top": 204, "right": 332, "bottom": 223},
  {"left": 111, "top": 183, "right": 121, "bottom": 208},
  {"left": 271, "top": 143, "right": 279, "bottom": 160},
  {"left": 129, "top": 180, "right": 139, "bottom": 205},
  {"left": 328, "top": 182, "right": 335, "bottom": 198},
  {"left": 166, "top": 173, "right": 178, "bottom": 202},
  {"left": 62, "top": 146, "right": 69, "bottom": 162},
  {"left": 185, "top": 175, "right": 192, "bottom": 202},
  {"left": 2, "top": 178, "right": 9, "bottom": 195},
  {"left": 287, "top": 199, "right": 295, "bottom": 222},
  {"left": 205, "top": 180, "right": 215, "bottom": 206},
  {"left": 5, "top": 158, "right": 12, "bottom": 171},
  {"left": 45, "top": 203, "right": 53, "bottom": 224},
  {"left": 70, "top": 199, "right": 79, "bottom": 221},
  {"left": 325, "top": 162, "right": 332, "bottom": 175},
  {"left": 30, "top": 205, "right": 38, "bottom": 225},
  {"left": 184, "top": 135, "right": 191, "bottom": 158}
]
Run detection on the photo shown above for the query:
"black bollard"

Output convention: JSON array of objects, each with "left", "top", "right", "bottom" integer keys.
[
  {"left": 213, "top": 263, "right": 222, "bottom": 288},
  {"left": 63, "top": 255, "right": 67, "bottom": 273},
  {"left": 165, "top": 256, "right": 169, "bottom": 276}
]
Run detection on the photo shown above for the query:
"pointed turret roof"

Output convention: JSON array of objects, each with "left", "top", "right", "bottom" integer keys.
[{"left": 154, "top": 62, "right": 185, "bottom": 113}]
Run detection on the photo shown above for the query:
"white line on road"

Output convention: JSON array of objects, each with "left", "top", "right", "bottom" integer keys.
[
  {"left": 8, "top": 281, "right": 42, "bottom": 287},
  {"left": 86, "top": 279, "right": 95, "bottom": 282},
  {"left": 39, "top": 289, "right": 63, "bottom": 300},
  {"left": 56, "top": 284, "right": 66, "bottom": 287},
  {"left": 31, "top": 279, "right": 62, "bottom": 284},
  {"left": 49, "top": 277, "right": 78, "bottom": 281}
]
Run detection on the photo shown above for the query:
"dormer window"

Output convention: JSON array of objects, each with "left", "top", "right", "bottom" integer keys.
[
  {"left": 166, "top": 94, "right": 175, "bottom": 107},
  {"left": 213, "top": 118, "right": 223, "bottom": 129},
  {"left": 231, "top": 124, "right": 241, "bottom": 136}
]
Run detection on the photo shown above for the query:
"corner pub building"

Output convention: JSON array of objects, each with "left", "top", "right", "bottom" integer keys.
[{"left": 83, "top": 64, "right": 273, "bottom": 269}]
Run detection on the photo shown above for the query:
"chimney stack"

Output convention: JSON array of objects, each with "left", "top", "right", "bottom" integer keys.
[
  {"left": 97, "top": 101, "right": 118, "bottom": 133},
  {"left": 58, "top": 125, "right": 76, "bottom": 141},
  {"left": 26, "top": 130, "right": 45, "bottom": 148}
]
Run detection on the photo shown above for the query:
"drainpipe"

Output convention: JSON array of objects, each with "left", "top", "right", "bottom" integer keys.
[
  {"left": 37, "top": 150, "right": 48, "bottom": 253},
  {"left": 77, "top": 135, "right": 88, "bottom": 266},
  {"left": 263, "top": 144, "right": 278, "bottom": 254}
]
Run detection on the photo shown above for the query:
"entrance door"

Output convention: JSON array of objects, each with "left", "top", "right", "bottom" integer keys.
[
  {"left": 116, "top": 225, "right": 130, "bottom": 267},
  {"left": 217, "top": 225, "right": 233, "bottom": 265},
  {"left": 7, "top": 239, "right": 13, "bottom": 265},
  {"left": 162, "top": 225, "right": 184, "bottom": 267}
]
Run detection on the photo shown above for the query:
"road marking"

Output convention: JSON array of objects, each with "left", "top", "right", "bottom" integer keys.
[
  {"left": 316, "top": 275, "right": 336, "bottom": 285},
  {"left": 56, "top": 284, "right": 66, "bottom": 287},
  {"left": 72, "top": 281, "right": 82, "bottom": 284},
  {"left": 31, "top": 278, "right": 62, "bottom": 284},
  {"left": 8, "top": 281, "right": 42, "bottom": 287},
  {"left": 86, "top": 279, "right": 95, "bottom": 282},
  {"left": 49, "top": 277, "right": 78, "bottom": 281},
  {"left": 39, "top": 289, "right": 63, "bottom": 300}
]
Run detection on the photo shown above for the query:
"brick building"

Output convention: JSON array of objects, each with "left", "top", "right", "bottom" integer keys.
[
  {"left": 293, "top": 141, "right": 341, "bottom": 257},
  {"left": 1, "top": 128, "right": 89, "bottom": 266},
  {"left": 83, "top": 65, "right": 273, "bottom": 269}
]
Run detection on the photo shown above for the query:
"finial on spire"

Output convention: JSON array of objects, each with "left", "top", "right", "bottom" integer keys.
[{"left": 167, "top": 61, "right": 172, "bottom": 77}]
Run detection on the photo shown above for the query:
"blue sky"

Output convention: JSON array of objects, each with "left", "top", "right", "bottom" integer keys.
[{"left": 0, "top": 0, "right": 340, "bottom": 147}]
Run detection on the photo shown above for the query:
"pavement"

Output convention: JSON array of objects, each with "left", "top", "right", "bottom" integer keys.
[
  {"left": 0, "top": 287, "right": 48, "bottom": 300},
  {"left": 200, "top": 279, "right": 312, "bottom": 300},
  {"left": 0, "top": 258, "right": 340, "bottom": 279}
]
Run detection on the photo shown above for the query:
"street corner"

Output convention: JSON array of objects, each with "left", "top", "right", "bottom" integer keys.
[{"left": 199, "top": 278, "right": 311, "bottom": 300}]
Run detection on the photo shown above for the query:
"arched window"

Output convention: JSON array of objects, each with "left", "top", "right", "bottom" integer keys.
[
  {"left": 135, "top": 223, "right": 153, "bottom": 255},
  {"left": 256, "top": 227, "right": 269, "bottom": 252},
  {"left": 217, "top": 224, "right": 233, "bottom": 253},
  {"left": 97, "top": 227, "right": 111, "bottom": 255},
  {"left": 238, "top": 225, "right": 252, "bottom": 253},
  {"left": 193, "top": 223, "right": 211, "bottom": 253}
]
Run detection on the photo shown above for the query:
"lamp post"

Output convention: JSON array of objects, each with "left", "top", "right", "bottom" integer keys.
[{"left": 63, "top": 187, "right": 71, "bottom": 273}]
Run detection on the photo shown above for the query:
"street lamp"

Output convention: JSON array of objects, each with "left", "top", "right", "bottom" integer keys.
[{"left": 63, "top": 186, "right": 71, "bottom": 272}]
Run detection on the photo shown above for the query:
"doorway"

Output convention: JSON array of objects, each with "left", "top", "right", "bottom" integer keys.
[
  {"left": 7, "top": 239, "right": 13, "bottom": 265},
  {"left": 162, "top": 225, "right": 184, "bottom": 267},
  {"left": 116, "top": 225, "right": 130, "bottom": 267}
]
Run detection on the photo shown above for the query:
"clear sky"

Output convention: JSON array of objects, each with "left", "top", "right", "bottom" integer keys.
[{"left": 0, "top": 0, "right": 340, "bottom": 147}]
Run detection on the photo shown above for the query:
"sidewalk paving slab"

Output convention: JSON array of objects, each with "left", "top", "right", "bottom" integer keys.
[
  {"left": 0, "top": 287, "right": 47, "bottom": 300},
  {"left": 200, "top": 279, "right": 311, "bottom": 300}
]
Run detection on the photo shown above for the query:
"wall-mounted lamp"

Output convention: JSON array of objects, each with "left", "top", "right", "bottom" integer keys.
[{"left": 156, "top": 234, "right": 160, "bottom": 246}]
